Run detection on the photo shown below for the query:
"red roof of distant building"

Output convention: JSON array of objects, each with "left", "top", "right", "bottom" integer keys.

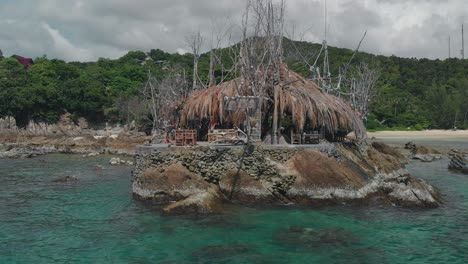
[{"left": 13, "top": 55, "right": 34, "bottom": 69}]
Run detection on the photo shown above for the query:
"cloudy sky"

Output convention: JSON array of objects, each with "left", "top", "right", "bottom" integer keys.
[{"left": 0, "top": 0, "right": 466, "bottom": 61}]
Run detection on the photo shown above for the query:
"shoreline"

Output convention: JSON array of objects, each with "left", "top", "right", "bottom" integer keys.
[{"left": 367, "top": 129, "right": 468, "bottom": 139}]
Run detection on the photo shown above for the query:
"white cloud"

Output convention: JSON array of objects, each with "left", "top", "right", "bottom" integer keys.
[
  {"left": 42, "top": 23, "right": 93, "bottom": 61},
  {"left": 0, "top": 0, "right": 466, "bottom": 61}
]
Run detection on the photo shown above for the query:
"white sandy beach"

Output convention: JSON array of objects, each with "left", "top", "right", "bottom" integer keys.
[{"left": 367, "top": 130, "right": 468, "bottom": 139}]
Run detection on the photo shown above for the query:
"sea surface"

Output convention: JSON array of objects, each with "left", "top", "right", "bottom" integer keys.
[{"left": 1, "top": 140, "right": 467, "bottom": 263}]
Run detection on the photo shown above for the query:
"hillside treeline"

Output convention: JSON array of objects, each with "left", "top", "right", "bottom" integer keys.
[{"left": 0, "top": 38, "right": 467, "bottom": 130}]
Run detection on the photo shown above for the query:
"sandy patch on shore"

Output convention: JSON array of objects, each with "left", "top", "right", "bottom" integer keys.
[{"left": 367, "top": 130, "right": 468, "bottom": 139}]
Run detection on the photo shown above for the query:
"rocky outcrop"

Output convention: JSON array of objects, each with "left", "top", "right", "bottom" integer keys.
[
  {"left": 132, "top": 142, "right": 441, "bottom": 214},
  {"left": 133, "top": 163, "right": 226, "bottom": 214},
  {"left": 285, "top": 144, "right": 439, "bottom": 207},
  {"left": 219, "top": 171, "right": 277, "bottom": 203},
  {"left": 0, "top": 116, "right": 17, "bottom": 130},
  {"left": 371, "top": 141, "right": 406, "bottom": 163},
  {"left": 405, "top": 141, "right": 441, "bottom": 162},
  {"left": 163, "top": 185, "right": 225, "bottom": 215},
  {"left": 0, "top": 120, "right": 150, "bottom": 158},
  {"left": 448, "top": 154, "right": 468, "bottom": 174}
]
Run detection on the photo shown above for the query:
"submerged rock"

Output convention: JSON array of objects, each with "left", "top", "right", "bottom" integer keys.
[
  {"left": 191, "top": 243, "right": 256, "bottom": 263},
  {"left": 53, "top": 175, "right": 78, "bottom": 182},
  {"left": 274, "top": 226, "right": 359, "bottom": 248}
]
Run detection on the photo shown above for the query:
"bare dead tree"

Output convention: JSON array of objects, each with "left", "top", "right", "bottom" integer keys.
[
  {"left": 237, "top": 0, "right": 285, "bottom": 143},
  {"left": 141, "top": 72, "right": 160, "bottom": 134},
  {"left": 345, "top": 63, "right": 380, "bottom": 121},
  {"left": 284, "top": 25, "right": 320, "bottom": 73},
  {"left": 238, "top": 0, "right": 285, "bottom": 96},
  {"left": 117, "top": 96, "right": 149, "bottom": 127},
  {"left": 208, "top": 18, "right": 237, "bottom": 87},
  {"left": 186, "top": 31, "right": 204, "bottom": 90},
  {"left": 141, "top": 66, "right": 190, "bottom": 135}
]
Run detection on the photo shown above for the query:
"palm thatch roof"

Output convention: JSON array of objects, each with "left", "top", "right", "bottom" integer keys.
[{"left": 180, "top": 64, "right": 365, "bottom": 137}]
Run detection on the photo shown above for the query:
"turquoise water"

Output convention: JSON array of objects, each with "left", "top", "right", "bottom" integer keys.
[{"left": 1, "top": 148, "right": 467, "bottom": 263}]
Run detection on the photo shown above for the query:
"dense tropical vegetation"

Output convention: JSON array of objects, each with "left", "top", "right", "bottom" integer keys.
[{"left": 0, "top": 38, "right": 467, "bottom": 130}]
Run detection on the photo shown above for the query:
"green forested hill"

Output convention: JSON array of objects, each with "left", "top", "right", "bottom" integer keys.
[{"left": 0, "top": 38, "right": 467, "bottom": 130}]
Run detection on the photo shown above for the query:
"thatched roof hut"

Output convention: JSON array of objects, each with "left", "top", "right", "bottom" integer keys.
[{"left": 180, "top": 64, "right": 365, "bottom": 138}]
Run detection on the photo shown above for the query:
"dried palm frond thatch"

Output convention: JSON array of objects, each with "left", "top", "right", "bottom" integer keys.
[{"left": 180, "top": 64, "right": 365, "bottom": 137}]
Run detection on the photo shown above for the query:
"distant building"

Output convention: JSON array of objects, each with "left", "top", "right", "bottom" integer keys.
[{"left": 12, "top": 55, "right": 34, "bottom": 69}]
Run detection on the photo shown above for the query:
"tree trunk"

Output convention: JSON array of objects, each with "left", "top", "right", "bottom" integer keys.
[
  {"left": 209, "top": 51, "right": 215, "bottom": 87},
  {"left": 193, "top": 57, "right": 198, "bottom": 90},
  {"left": 272, "top": 85, "right": 279, "bottom": 144}
]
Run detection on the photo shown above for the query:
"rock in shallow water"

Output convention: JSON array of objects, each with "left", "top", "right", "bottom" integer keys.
[
  {"left": 109, "top": 157, "right": 133, "bottom": 166},
  {"left": 191, "top": 243, "right": 257, "bottom": 263},
  {"left": 448, "top": 154, "right": 468, "bottom": 174},
  {"left": 405, "top": 142, "right": 442, "bottom": 162},
  {"left": 53, "top": 175, "right": 78, "bottom": 183},
  {"left": 274, "top": 226, "right": 359, "bottom": 248}
]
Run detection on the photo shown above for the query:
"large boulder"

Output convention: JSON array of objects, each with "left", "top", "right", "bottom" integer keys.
[
  {"left": 219, "top": 170, "right": 276, "bottom": 203},
  {"left": 163, "top": 185, "right": 225, "bottom": 215},
  {"left": 133, "top": 163, "right": 214, "bottom": 204},
  {"left": 383, "top": 175, "right": 440, "bottom": 207},
  {"left": 371, "top": 141, "right": 406, "bottom": 163},
  {"left": 285, "top": 143, "right": 441, "bottom": 207},
  {"left": 285, "top": 149, "right": 368, "bottom": 205}
]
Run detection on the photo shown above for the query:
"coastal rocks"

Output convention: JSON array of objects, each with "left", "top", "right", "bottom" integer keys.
[
  {"left": 371, "top": 141, "right": 406, "bottom": 163},
  {"left": 0, "top": 147, "right": 47, "bottom": 159},
  {"left": 163, "top": 185, "right": 225, "bottom": 215},
  {"left": 284, "top": 144, "right": 440, "bottom": 207},
  {"left": 133, "top": 142, "right": 442, "bottom": 214},
  {"left": 109, "top": 157, "right": 134, "bottom": 166},
  {"left": 448, "top": 154, "right": 468, "bottom": 174},
  {"left": 285, "top": 149, "right": 368, "bottom": 205},
  {"left": 405, "top": 141, "right": 441, "bottom": 162},
  {"left": 133, "top": 163, "right": 213, "bottom": 203},
  {"left": 219, "top": 171, "right": 276, "bottom": 203},
  {"left": 133, "top": 163, "right": 226, "bottom": 214},
  {"left": 384, "top": 175, "right": 440, "bottom": 207}
]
